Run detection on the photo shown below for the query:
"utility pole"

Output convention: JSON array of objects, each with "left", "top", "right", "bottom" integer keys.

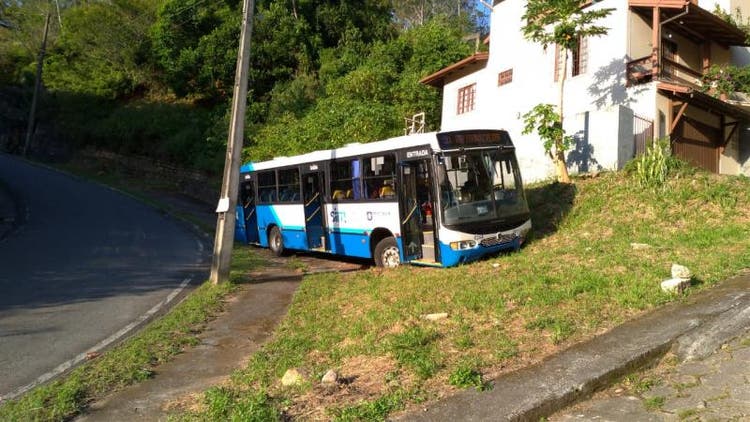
[
  {"left": 23, "top": 12, "right": 51, "bottom": 157},
  {"left": 209, "top": 0, "right": 254, "bottom": 284}
]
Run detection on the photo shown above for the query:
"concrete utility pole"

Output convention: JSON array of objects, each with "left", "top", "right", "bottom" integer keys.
[
  {"left": 209, "top": 0, "right": 255, "bottom": 284},
  {"left": 23, "top": 12, "right": 50, "bottom": 157}
]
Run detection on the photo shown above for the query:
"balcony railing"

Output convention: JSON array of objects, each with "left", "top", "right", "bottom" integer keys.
[
  {"left": 626, "top": 56, "right": 653, "bottom": 86},
  {"left": 626, "top": 56, "right": 705, "bottom": 88}
]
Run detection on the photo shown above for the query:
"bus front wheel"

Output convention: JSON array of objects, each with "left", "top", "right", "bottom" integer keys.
[
  {"left": 268, "top": 226, "right": 285, "bottom": 256},
  {"left": 374, "top": 237, "right": 400, "bottom": 268}
]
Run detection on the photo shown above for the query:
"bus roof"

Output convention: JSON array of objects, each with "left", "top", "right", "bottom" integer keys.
[{"left": 241, "top": 131, "right": 441, "bottom": 173}]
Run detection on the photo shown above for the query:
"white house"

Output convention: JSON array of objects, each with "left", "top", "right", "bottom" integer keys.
[{"left": 421, "top": 0, "right": 750, "bottom": 182}]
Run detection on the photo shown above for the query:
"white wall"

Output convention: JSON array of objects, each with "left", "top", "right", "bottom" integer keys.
[{"left": 440, "top": 0, "right": 637, "bottom": 182}]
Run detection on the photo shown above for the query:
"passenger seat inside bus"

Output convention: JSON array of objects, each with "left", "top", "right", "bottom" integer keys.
[{"left": 379, "top": 185, "right": 395, "bottom": 198}]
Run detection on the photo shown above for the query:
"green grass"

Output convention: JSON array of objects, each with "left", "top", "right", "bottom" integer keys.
[
  {"left": 177, "top": 169, "right": 750, "bottom": 420},
  {"left": 622, "top": 374, "right": 661, "bottom": 394},
  {"left": 388, "top": 325, "right": 442, "bottom": 379},
  {"left": 644, "top": 395, "right": 665, "bottom": 411},
  {"left": 448, "top": 358, "right": 490, "bottom": 391}
]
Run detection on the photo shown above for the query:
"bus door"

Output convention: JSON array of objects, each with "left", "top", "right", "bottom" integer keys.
[
  {"left": 302, "top": 168, "right": 326, "bottom": 250},
  {"left": 399, "top": 160, "right": 425, "bottom": 262},
  {"left": 238, "top": 178, "right": 259, "bottom": 243},
  {"left": 399, "top": 157, "right": 439, "bottom": 264}
]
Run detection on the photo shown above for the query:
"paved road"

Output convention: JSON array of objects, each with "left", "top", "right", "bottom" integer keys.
[{"left": 0, "top": 154, "right": 209, "bottom": 400}]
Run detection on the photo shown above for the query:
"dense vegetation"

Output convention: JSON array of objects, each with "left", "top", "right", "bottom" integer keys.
[{"left": 0, "top": 0, "right": 487, "bottom": 172}]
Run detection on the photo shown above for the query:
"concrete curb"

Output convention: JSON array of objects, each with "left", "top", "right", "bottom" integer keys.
[{"left": 400, "top": 275, "right": 750, "bottom": 422}]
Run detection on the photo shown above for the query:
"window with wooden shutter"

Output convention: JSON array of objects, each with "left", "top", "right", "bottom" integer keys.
[
  {"left": 457, "top": 83, "right": 476, "bottom": 115},
  {"left": 554, "top": 37, "right": 588, "bottom": 81},
  {"left": 498, "top": 69, "right": 513, "bottom": 86},
  {"left": 572, "top": 37, "right": 588, "bottom": 76}
]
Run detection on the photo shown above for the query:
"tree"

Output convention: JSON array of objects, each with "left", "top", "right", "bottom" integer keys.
[
  {"left": 521, "top": 0, "right": 613, "bottom": 183},
  {"left": 45, "top": 0, "right": 162, "bottom": 98},
  {"left": 392, "top": 0, "right": 478, "bottom": 28}
]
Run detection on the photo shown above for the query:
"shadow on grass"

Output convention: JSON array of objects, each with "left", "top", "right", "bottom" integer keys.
[{"left": 526, "top": 182, "right": 578, "bottom": 242}]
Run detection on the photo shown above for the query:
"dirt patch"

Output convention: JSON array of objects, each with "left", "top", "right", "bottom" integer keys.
[{"left": 284, "top": 355, "right": 400, "bottom": 420}]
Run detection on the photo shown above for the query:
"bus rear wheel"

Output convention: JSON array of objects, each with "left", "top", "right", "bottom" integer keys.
[
  {"left": 268, "top": 226, "right": 285, "bottom": 256},
  {"left": 374, "top": 237, "right": 400, "bottom": 268}
]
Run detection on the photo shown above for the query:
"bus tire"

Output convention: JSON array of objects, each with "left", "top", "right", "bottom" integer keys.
[
  {"left": 268, "top": 226, "right": 285, "bottom": 256},
  {"left": 374, "top": 237, "right": 400, "bottom": 268}
]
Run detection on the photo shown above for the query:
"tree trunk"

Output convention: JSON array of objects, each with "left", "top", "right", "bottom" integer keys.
[{"left": 556, "top": 48, "right": 572, "bottom": 183}]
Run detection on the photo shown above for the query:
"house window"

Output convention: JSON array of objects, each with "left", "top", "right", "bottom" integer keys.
[
  {"left": 554, "top": 37, "right": 588, "bottom": 81},
  {"left": 498, "top": 69, "right": 513, "bottom": 86},
  {"left": 662, "top": 38, "right": 677, "bottom": 62},
  {"left": 457, "top": 83, "right": 476, "bottom": 115}
]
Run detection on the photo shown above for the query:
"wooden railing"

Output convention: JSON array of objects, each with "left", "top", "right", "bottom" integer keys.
[
  {"left": 626, "top": 56, "right": 653, "bottom": 86},
  {"left": 626, "top": 56, "right": 704, "bottom": 88},
  {"left": 661, "top": 57, "right": 703, "bottom": 86}
]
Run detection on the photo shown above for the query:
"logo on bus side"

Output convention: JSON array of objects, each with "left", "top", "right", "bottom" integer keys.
[
  {"left": 406, "top": 149, "right": 429, "bottom": 158},
  {"left": 331, "top": 210, "right": 347, "bottom": 223},
  {"left": 366, "top": 211, "right": 391, "bottom": 221}
]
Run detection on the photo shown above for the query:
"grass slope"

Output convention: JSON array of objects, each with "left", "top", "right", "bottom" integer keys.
[{"left": 179, "top": 169, "right": 750, "bottom": 421}]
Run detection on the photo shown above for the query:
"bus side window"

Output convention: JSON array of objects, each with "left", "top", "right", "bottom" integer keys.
[
  {"left": 257, "top": 171, "right": 276, "bottom": 203},
  {"left": 278, "top": 168, "right": 301, "bottom": 203},
  {"left": 331, "top": 158, "right": 362, "bottom": 201},
  {"left": 363, "top": 154, "right": 395, "bottom": 200}
]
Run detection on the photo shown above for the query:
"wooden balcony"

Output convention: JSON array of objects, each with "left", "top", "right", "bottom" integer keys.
[
  {"left": 626, "top": 56, "right": 704, "bottom": 88},
  {"left": 626, "top": 56, "right": 653, "bottom": 86}
]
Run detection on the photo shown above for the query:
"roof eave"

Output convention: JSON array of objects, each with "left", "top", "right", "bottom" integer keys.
[{"left": 419, "top": 52, "right": 489, "bottom": 88}]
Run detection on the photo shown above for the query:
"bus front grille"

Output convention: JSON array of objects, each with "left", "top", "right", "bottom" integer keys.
[{"left": 480, "top": 233, "right": 516, "bottom": 248}]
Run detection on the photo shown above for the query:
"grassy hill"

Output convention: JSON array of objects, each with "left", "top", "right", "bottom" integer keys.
[
  {"left": 3, "top": 165, "right": 749, "bottom": 422},
  {"left": 187, "top": 168, "right": 750, "bottom": 420}
]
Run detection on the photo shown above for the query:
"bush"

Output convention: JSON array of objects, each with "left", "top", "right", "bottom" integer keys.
[{"left": 627, "top": 138, "right": 687, "bottom": 189}]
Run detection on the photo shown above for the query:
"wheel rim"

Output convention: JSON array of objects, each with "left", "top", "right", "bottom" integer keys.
[
  {"left": 381, "top": 246, "right": 400, "bottom": 268},
  {"left": 271, "top": 231, "right": 281, "bottom": 251}
]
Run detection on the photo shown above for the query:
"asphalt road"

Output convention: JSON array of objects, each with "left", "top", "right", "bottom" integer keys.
[{"left": 0, "top": 154, "right": 209, "bottom": 400}]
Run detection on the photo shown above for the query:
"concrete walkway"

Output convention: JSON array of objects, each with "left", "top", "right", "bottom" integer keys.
[
  {"left": 77, "top": 274, "right": 300, "bottom": 421},
  {"left": 401, "top": 274, "right": 750, "bottom": 421}
]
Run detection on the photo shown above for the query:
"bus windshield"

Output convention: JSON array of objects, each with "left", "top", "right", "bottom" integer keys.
[{"left": 438, "top": 149, "right": 528, "bottom": 226}]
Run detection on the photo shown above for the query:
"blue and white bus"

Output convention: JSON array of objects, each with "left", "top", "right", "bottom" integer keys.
[{"left": 234, "top": 129, "right": 531, "bottom": 268}]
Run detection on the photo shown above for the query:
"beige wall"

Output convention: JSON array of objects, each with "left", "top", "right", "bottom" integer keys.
[
  {"left": 711, "top": 42, "right": 731, "bottom": 65},
  {"left": 664, "top": 31, "right": 701, "bottom": 69},
  {"left": 720, "top": 126, "right": 741, "bottom": 174},
  {"left": 683, "top": 105, "right": 721, "bottom": 127},
  {"left": 628, "top": 11, "right": 653, "bottom": 59},
  {"left": 656, "top": 93, "right": 672, "bottom": 139},
  {"left": 730, "top": 0, "right": 750, "bottom": 17}
]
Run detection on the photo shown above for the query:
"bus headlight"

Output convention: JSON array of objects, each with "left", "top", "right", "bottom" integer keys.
[{"left": 450, "top": 240, "right": 477, "bottom": 250}]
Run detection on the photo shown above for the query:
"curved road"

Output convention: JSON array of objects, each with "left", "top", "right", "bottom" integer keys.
[{"left": 0, "top": 154, "right": 209, "bottom": 400}]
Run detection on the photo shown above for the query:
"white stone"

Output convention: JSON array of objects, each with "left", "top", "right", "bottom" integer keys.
[
  {"left": 661, "top": 278, "right": 691, "bottom": 294},
  {"left": 423, "top": 312, "right": 448, "bottom": 321},
  {"left": 671, "top": 263, "right": 692, "bottom": 280},
  {"left": 321, "top": 369, "right": 338, "bottom": 385},
  {"left": 281, "top": 368, "right": 304, "bottom": 386},
  {"left": 630, "top": 243, "right": 652, "bottom": 250}
]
